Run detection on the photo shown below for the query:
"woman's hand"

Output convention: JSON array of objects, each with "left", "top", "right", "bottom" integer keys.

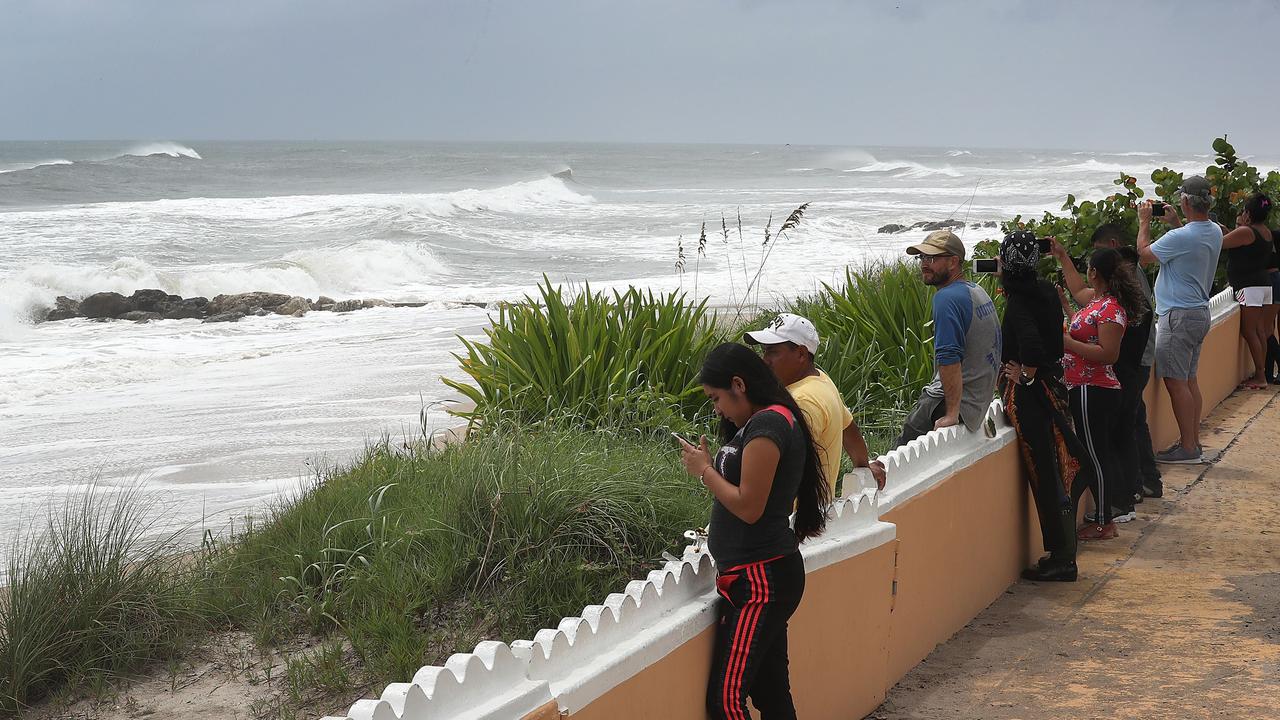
[
  {"left": 678, "top": 435, "right": 714, "bottom": 483},
  {"left": 1002, "top": 361, "right": 1024, "bottom": 384},
  {"left": 1049, "top": 237, "right": 1069, "bottom": 262}
]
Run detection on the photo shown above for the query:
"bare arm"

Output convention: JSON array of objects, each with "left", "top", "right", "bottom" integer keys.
[
  {"left": 1051, "top": 238, "right": 1095, "bottom": 305},
  {"left": 680, "top": 436, "right": 778, "bottom": 524},
  {"left": 936, "top": 362, "right": 963, "bottom": 428},
  {"left": 1220, "top": 226, "right": 1256, "bottom": 250},
  {"left": 1063, "top": 321, "right": 1125, "bottom": 365},
  {"left": 842, "top": 419, "right": 885, "bottom": 489}
]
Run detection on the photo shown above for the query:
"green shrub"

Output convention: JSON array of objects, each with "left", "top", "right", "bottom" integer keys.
[{"left": 445, "top": 278, "right": 723, "bottom": 434}]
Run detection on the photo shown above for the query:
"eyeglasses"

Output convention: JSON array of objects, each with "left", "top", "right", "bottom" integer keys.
[{"left": 916, "top": 254, "right": 955, "bottom": 264}]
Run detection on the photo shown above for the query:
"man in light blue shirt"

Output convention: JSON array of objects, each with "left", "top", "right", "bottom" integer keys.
[{"left": 1138, "top": 176, "right": 1223, "bottom": 464}]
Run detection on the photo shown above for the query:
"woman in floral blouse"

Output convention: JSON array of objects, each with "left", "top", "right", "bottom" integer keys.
[{"left": 1062, "top": 247, "right": 1150, "bottom": 541}]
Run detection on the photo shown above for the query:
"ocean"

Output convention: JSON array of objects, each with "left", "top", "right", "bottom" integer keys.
[{"left": 0, "top": 140, "right": 1226, "bottom": 563}]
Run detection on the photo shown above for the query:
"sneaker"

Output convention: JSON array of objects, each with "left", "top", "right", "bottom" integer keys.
[
  {"left": 1085, "top": 507, "right": 1132, "bottom": 524},
  {"left": 1156, "top": 445, "right": 1204, "bottom": 464},
  {"left": 1112, "top": 509, "right": 1138, "bottom": 523},
  {"left": 1077, "top": 522, "right": 1118, "bottom": 541},
  {"left": 1141, "top": 482, "right": 1163, "bottom": 498}
]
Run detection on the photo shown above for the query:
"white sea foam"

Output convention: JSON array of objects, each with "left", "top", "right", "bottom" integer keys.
[{"left": 845, "top": 160, "right": 963, "bottom": 178}]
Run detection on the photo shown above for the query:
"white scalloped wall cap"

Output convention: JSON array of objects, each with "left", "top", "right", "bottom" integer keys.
[
  {"left": 323, "top": 640, "right": 553, "bottom": 720},
  {"left": 512, "top": 551, "right": 718, "bottom": 714},
  {"left": 799, "top": 492, "right": 896, "bottom": 573},
  {"left": 1208, "top": 287, "right": 1239, "bottom": 325},
  {"left": 873, "top": 398, "right": 1015, "bottom": 513}
]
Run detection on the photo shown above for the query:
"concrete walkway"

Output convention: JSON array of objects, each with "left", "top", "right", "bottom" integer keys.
[{"left": 872, "top": 387, "right": 1280, "bottom": 720}]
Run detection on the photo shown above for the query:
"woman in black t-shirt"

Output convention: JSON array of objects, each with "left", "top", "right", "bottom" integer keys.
[
  {"left": 678, "top": 342, "right": 829, "bottom": 720},
  {"left": 1221, "top": 193, "right": 1274, "bottom": 389}
]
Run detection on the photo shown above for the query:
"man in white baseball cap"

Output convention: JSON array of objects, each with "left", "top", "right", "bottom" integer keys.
[{"left": 744, "top": 313, "right": 885, "bottom": 492}]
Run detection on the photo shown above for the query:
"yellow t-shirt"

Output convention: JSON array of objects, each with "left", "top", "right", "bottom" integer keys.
[{"left": 788, "top": 371, "right": 854, "bottom": 494}]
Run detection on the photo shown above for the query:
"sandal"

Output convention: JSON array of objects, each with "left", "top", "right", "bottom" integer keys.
[{"left": 1239, "top": 381, "right": 1267, "bottom": 390}]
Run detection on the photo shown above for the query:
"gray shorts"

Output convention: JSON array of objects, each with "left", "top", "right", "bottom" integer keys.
[{"left": 1155, "top": 306, "right": 1211, "bottom": 380}]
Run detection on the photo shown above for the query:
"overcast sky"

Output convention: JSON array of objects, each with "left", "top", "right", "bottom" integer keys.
[{"left": 4, "top": 0, "right": 1279, "bottom": 152}]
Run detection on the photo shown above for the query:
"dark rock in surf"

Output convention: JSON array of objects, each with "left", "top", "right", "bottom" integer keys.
[
  {"left": 80, "top": 292, "right": 134, "bottom": 319},
  {"left": 120, "top": 310, "right": 163, "bottom": 323},
  {"left": 44, "top": 296, "right": 81, "bottom": 321},
  {"left": 877, "top": 224, "right": 907, "bottom": 234},
  {"left": 206, "top": 292, "right": 292, "bottom": 316},
  {"left": 274, "top": 297, "right": 312, "bottom": 316},
  {"left": 910, "top": 219, "right": 966, "bottom": 231},
  {"left": 202, "top": 311, "right": 246, "bottom": 324},
  {"left": 129, "top": 289, "right": 176, "bottom": 312}
]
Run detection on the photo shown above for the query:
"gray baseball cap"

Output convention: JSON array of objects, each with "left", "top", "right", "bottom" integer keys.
[{"left": 1178, "top": 175, "right": 1212, "bottom": 200}]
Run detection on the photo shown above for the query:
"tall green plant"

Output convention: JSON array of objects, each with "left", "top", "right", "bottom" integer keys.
[{"left": 444, "top": 278, "right": 723, "bottom": 432}]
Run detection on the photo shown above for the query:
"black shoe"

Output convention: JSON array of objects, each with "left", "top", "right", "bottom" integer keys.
[
  {"left": 1141, "top": 483, "right": 1163, "bottom": 499},
  {"left": 1022, "top": 561, "right": 1078, "bottom": 582}
]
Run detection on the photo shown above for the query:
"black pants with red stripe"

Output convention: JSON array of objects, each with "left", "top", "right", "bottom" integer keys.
[{"left": 707, "top": 551, "right": 806, "bottom": 720}]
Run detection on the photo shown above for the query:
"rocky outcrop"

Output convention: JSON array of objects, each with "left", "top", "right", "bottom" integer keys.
[
  {"left": 274, "top": 296, "right": 312, "bottom": 316},
  {"left": 45, "top": 296, "right": 82, "bottom": 322},
  {"left": 877, "top": 219, "right": 985, "bottom": 234},
  {"left": 205, "top": 292, "right": 293, "bottom": 316},
  {"left": 39, "top": 289, "right": 406, "bottom": 324},
  {"left": 80, "top": 292, "right": 134, "bottom": 318}
]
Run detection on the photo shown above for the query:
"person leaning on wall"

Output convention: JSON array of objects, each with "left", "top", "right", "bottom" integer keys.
[
  {"left": 743, "top": 312, "right": 887, "bottom": 494},
  {"left": 1218, "top": 193, "right": 1275, "bottom": 390},
  {"left": 677, "top": 343, "right": 831, "bottom": 720},
  {"left": 881, "top": 230, "right": 1001, "bottom": 449},
  {"left": 997, "top": 231, "right": 1094, "bottom": 582}
]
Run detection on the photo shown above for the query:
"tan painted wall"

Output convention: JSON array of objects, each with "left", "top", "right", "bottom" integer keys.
[
  {"left": 879, "top": 443, "right": 1031, "bottom": 682},
  {"left": 1145, "top": 312, "right": 1245, "bottom": 449},
  {"left": 567, "top": 542, "right": 898, "bottom": 720}
]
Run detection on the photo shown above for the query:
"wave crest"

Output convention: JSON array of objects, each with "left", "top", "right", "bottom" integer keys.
[
  {"left": 0, "top": 159, "right": 74, "bottom": 175},
  {"left": 116, "top": 142, "right": 203, "bottom": 160},
  {"left": 845, "top": 160, "right": 964, "bottom": 178}
]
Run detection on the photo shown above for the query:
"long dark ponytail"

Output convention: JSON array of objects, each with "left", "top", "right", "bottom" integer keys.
[
  {"left": 699, "top": 343, "right": 830, "bottom": 541},
  {"left": 1090, "top": 247, "right": 1149, "bottom": 324}
]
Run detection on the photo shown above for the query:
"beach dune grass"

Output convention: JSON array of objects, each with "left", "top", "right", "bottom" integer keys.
[
  {"left": 208, "top": 425, "right": 708, "bottom": 685},
  {"left": 0, "top": 487, "right": 211, "bottom": 713}
]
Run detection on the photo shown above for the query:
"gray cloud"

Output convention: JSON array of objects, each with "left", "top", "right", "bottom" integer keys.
[{"left": 2, "top": 0, "right": 1278, "bottom": 154}]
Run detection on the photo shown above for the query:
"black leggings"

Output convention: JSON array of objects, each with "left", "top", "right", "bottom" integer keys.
[
  {"left": 707, "top": 551, "right": 805, "bottom": 720},
  {"left": 1070, "top": 384, "right": 1123, "bottom": 524},
  {"left": 1006, "top": 379, "right": 1077, "bottom": 557}
]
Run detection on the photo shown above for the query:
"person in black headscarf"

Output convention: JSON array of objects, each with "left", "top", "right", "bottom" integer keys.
[{"left": 998, "top": 231, "right": 1093, "bottom": 582}]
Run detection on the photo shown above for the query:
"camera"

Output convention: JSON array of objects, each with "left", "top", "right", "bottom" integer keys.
[
  {"left": 972, "top": 258, "right": 999, "bottom": 274},
  {"left": 1151, "top": 201, "right": 1167, "bottom": 217},
  {"left": 1038, "top": 238, "right": 1052, "bottom": 253}
]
